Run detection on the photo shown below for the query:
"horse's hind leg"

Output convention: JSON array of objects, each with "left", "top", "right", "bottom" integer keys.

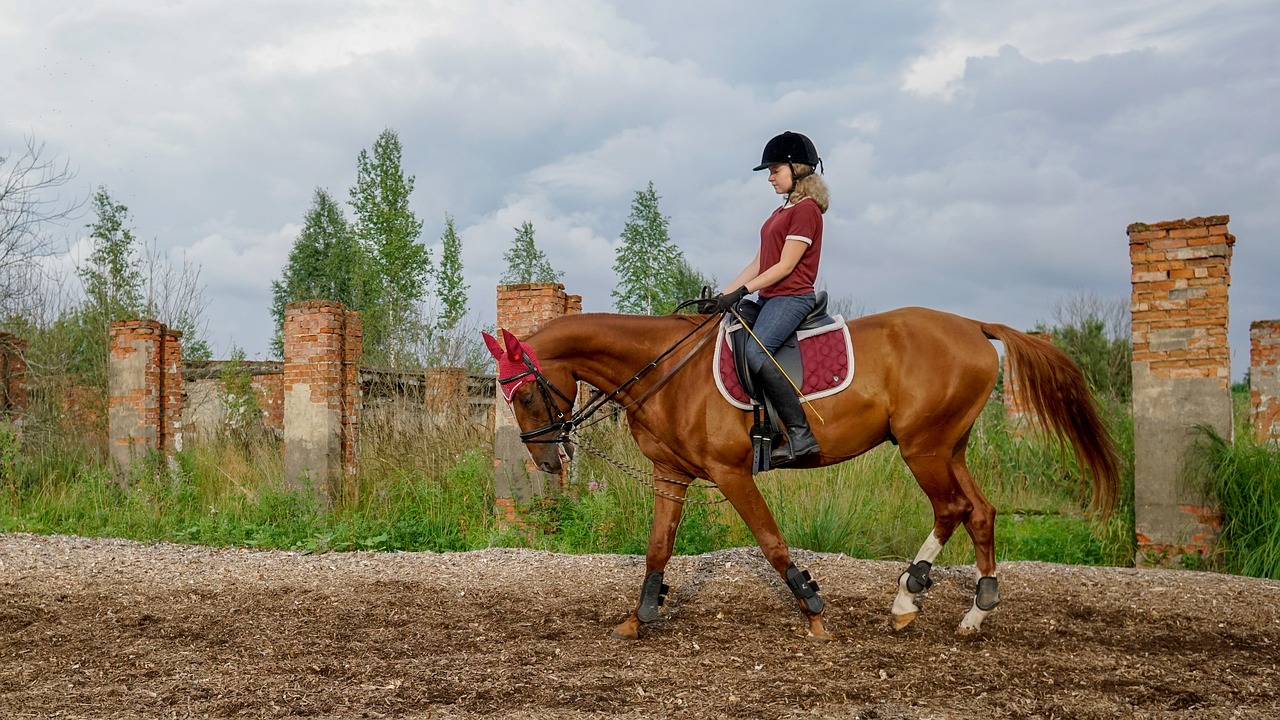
[
  {"left": 891, "top": 454, "right": 970, "bottom": 631},
  {"left": 715, "top": 469, "right": 832, "bottom": 640},
  {"left": 952, "top": 453, "right": 1000, "bottom": 636},
  {"left": 611, "top": 468, "right": 688, "bottom": 640}
]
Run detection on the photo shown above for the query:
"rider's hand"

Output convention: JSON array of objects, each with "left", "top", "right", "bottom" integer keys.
[{"left": 699, "top": 286, "right": 748, "bottom": 314}]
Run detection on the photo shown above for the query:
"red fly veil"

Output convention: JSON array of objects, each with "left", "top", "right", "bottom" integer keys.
[{"left": 482, "top": 329, "right": 542, "bottom": 403}]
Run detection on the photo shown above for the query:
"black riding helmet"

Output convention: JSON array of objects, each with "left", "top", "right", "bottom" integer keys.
[{"left": 753, "top": 131, "right": 821, "bottom": 172}]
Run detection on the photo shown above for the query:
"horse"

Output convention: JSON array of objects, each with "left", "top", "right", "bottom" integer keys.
[{"left": 482, "top": 306, "right": 1120, "bottom": 640}]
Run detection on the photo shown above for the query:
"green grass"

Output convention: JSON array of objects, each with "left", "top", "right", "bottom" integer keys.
[
  {"left": 1, "top": 399, "right": 1140, "bottom": 569},
  {"left": 1192, "top": 428, "right": 1280, "bottom": 579}
]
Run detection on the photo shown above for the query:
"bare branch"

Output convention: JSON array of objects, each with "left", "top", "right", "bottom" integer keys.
[
  {"left": 1050, "top": 290, "right": 1129, "bottom": 343},
  {"left": 0, "top": 135, "right": 85, "bottom": 318},
  {"left": 141, "top": 237, "right": 211, "bottom": 352}
]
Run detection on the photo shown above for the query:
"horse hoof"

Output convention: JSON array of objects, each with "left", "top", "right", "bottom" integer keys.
[
  {"left": 890, "top": 611, "right": 918, "bottom": 632},
  {"left": 806, "top": 616, "right": 834, "bottom": 642},
  {"left": 955, "top": 624, "right": 980, "bottom": 638},
  {"left": 611, "top": 613, "right": 642, "bottom": 640}
]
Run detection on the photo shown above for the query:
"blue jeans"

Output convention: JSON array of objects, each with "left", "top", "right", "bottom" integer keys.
[{"left": 741, "top": 293, "right": 816, "bottom": 374}]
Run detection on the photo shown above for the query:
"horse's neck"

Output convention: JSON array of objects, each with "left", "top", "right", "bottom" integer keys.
[{"left": 545, "top": 315, "right": 693, "bottom": 393}]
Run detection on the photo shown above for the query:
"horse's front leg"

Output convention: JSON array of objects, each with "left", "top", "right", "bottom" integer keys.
[
  {"left": 611, "top": 467, "right": 688, "bottom": 640},
  {"left": 890, "top": 531, "right": 947, "bottom": 631},
  {"left": 715, "top": 468, "right": 832, "bottom": 641}
]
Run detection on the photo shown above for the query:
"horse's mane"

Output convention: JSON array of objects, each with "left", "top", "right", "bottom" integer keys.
[{"left": 535, "top": 312, "right": 707, "bottom": 338}]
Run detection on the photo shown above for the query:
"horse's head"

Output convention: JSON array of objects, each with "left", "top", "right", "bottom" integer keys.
[{"left": 483, "top": 328, "right": 578, "bottom": 473}]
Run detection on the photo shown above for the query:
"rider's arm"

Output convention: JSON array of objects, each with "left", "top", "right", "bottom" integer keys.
[{"left": 740, "top": 239, "right": 808, "bottom": 294}]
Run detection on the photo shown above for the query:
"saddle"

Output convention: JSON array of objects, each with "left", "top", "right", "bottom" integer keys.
[{"left": 712, "top": 292, "right": 855, "bottom": 472}]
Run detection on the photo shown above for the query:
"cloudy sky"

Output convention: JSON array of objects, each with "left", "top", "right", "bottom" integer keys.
[{"left": 3, "top": 1, "right": 1276, "bottom": 378}]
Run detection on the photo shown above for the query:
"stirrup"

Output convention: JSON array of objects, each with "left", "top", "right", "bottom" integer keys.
[{"left": 770, "top": 432, "right": 819, "bottom": 466}]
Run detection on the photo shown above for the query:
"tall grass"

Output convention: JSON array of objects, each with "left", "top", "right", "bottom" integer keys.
[
  {"left": 1192, "top": 429, "right": 1280, "bottom": 579},
  {"left": 1, "top": 399, "right": 1136, "bottom": 568},
  {"left": 0, "top": 411, "right": 507, "bottom": 553}
]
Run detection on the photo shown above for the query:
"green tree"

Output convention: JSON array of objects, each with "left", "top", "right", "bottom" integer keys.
[
  {"left": 612, "top": 182, "right": 689, "bottom": 315},
  {"left": 72, "top": 187, "right": 213, "bottom": 375},
  {"left": 349, "top": 128, "right": 430, "bottom": 366},
  {"left": 500, "top": 221, "right": 563, "bottom": 284},
  {"left": 269, "top": 188, "right": 361, "bottom": 356},
  {"left": 61, "top": 186, "right": 148, "bottom": 386},
  {"left": 671, "top": 257, "right": 716, "bottom": 312},
  {"left": 436, "top": 214, "right": 469, "bottom": 330},
  {"left": 79, "top": 186, "right": 144, "bottom": 325}
]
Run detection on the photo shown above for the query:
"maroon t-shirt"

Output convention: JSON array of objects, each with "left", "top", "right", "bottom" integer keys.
[{"left": 758, "top": 198, "right": 822, "bottom": 298}]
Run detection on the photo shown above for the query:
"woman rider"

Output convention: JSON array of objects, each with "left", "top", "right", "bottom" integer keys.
[{"left": 705, "top": 131, "right": 829, "bottom": 465}]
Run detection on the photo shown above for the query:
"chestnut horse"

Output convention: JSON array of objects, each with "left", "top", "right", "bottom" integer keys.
[{"left": 483, "top": 306, "right": 1119, "bottom": 640}]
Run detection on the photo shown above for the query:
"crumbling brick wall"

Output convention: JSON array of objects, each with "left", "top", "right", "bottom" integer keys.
[{"left": 1250, "top": 320, "right": 1280, "bottom": 443}]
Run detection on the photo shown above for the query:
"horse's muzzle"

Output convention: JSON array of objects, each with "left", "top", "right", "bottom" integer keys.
[{"left": 535, "top": 441, "right": 574, "bottom": 474}]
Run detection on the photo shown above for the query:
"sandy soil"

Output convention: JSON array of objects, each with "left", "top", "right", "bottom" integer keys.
[{"left": 1, "top": 532, "right": 1278, "bottom": 719}]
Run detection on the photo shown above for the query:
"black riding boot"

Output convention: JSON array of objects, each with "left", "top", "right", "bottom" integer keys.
[{"left": 756, "top": 363, "right": 820, "bottom": 465}]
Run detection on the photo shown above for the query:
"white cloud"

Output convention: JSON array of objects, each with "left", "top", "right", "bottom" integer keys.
[
  {"left": 901, "top": 0, "right": 1213, "bottom": 100},
  {"left": 3, "top": 0, "right": 1276, "bottom": 378}
]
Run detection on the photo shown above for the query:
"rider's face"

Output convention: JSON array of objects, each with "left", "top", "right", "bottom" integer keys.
[{"left": 768, "top": 164, "right": 793, "bottom": 194}]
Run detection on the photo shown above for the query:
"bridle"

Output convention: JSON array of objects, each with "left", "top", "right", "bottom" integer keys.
[{"left": 498, "top": 312, "right": 720, "bottom": 446}]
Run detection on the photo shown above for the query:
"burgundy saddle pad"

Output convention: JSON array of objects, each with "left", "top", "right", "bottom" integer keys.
[{"left": 712, "top": 316, "right": 854, "bottom": 410}]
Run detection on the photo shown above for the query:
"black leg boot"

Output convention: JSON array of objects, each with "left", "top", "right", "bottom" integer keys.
[{"left": 756, "top": 363, "right": 820, "bottom": 465}]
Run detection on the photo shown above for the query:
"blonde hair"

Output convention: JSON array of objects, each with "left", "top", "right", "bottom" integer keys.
[{"left": 787, "top": 164, "right": 829, "bottom": 213}]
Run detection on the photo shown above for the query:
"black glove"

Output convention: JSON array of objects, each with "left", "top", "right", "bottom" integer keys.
[{"left": 698, "top": 286, "right": 748, "bottom": 314}]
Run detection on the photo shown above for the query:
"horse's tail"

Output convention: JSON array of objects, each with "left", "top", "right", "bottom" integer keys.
[{"left": 980, "top": 323, "right": 1121, "bottom": 518}]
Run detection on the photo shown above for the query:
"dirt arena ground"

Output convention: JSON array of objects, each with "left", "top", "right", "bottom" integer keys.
[{"left": 1, "top": 533, "right": 1278, "bottom": 719}]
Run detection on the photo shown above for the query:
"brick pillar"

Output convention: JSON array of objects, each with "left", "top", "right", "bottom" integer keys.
[
  {"left": 0, "top": 333, "right": 28, "bottom": 421},
  {"left": 1250, "top": 320, "right": 1280, "bottom": 443},
  {"left": 1128, "top": 216, "right": 1234, "bottom": 566},
  {"left": 493, "top": 283, "right": 582, "bottom": 515},
  {"left": 108, "top": 320, "right": 183, "bottom": 475},
  {"left": 283, "top": 301, "right": 362, "bottom": 504},
  {"left": 1003, "top": 331, "right": 1053, "bottom": 427}
]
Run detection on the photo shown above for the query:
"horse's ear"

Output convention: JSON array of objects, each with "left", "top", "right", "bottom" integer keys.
[
  {"left": 500, "top": 329, "right": 524, "bottom": 361},
  {"left": 481, "top": 331, "right": 504, "bottom": 360}
]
